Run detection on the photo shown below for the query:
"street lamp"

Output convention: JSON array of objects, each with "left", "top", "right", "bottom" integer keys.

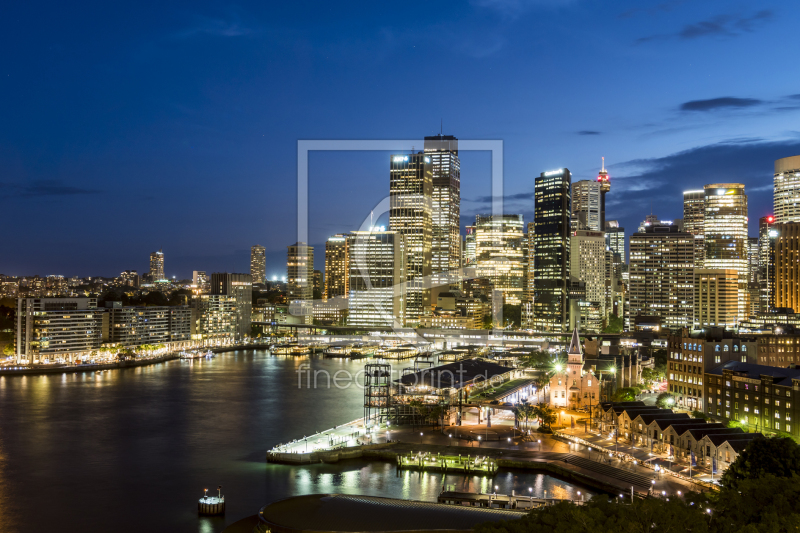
[{"left": 419, "top": 432, "right": 423, "bottom": 444}]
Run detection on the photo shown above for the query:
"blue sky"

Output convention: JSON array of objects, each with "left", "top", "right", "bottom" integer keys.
[{"left": 2, "top": 0, "right": 799, "bottom": 278}]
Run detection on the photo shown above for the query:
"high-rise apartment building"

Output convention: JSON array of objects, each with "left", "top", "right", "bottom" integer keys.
[
  {"left": 210, "top": 272, "right": 253, "bottom": 339},
  {"left": 250, "top": 245, "right": 266, "bottom": 285},
  {"left": 570, "top": 230, "right": 606, "bottom": 332},
  {"left": 346, "top": 230, "right": 406, "bottom": 328},
  {"left": 195, "top": 295, "right": 237, "bottom": 340},
  {"left": 474, "top": 214, "right": 525, "bottom": 306},
  {"left": 774, "top": 155, "right": 800, "bottom": 222},
  {"left": 704, "top": 183, "right": 749, "bottom": 322},
  {"left": 324, "top": 234, "right": 350, "bottom": 301},
  {"left": 773, "top": 222, "right": 800, "bottom": 311},
  {"left": 694, "top": 269, "right": 739, "bottom": 329},
  {"left": 15, "top": 297, "right": 103, "bottom": 363},
  {"left": 533, "top": 168, "right": 571, "bottom": 332},
  {"left": 149, "top": 249, "right": 165, "bottom": 280},
  {"left": 389, "top": 152, "right": 432, "bottom": 325},
  {"left": 425, "top": 135, "right": 460, "bottom": 300},
  {"left": 103, "top": 305, "right": 192, "bottom": 346},
  {"left": 571, "top": 180, "right": 601, "bottom": 231},
  {"left": 747, "top": 236, "right": 760, "bottom": 316},
  {"left": 287, "top": 242, "right": 314, "bottom": 324},
  {"left": 525, "top": 222, "right": 535, "bottom": 303},
  {"left": 683, "top": 190, "right": 705, "bottom": 268},
  {"left": 629, "top": 224, "right": 695, "bottom": 329}
]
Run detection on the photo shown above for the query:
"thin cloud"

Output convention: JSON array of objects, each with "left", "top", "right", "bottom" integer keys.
[
  {"left": 637, "top": 10, "right": 773, "bottom": 44},
  {"left": 471, "top": 0, "right": 577, "bottom": 18},
  {"left": 467, "top": 191, "right": 535, "bottom": 203},
  {"left": 577, "top": 130, "right": 602, "bottom": 135},
  {"left": 3, "top": 180, "right": 102, "bottom": 198},
  {"left": 174, "top": 15, "right": 254, "bottom": 39},
  {"left": 680, "top": 97, "right": 763, "bottom": 112}
]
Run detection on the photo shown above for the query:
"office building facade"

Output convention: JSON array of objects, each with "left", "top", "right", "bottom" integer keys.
[
  {"left": 474, "top": 214, "right": 525, "bottom": 306},
  {"left": 104, "top": 305, "right": 192, "bottom": 347},
  {"left": 346, "top": 230, "right": 406, "bottom": 328},
  {"left": 570, "top": 230, "right": 606, "bottom": 332},
  {"left": 324, "top": 234, "right": 350, "bottom": 301},
  {"left": 425, "top": 135, "right": 460, "bottom": 299},
  {"left": 774, "top": 155, "right": 800, "bottom": 222},
  {"left": 533, "top": 169, "right": 571, "bottom": 332},
  {"left": 704, "top": 184, "right": 749, "bottom": 321},
  {"left": 694, "top": 269, "right": 739, "bottom": 329},
  {"left": 571, "top": 180, "right": 601, "bottom": 232},
  {"left": 758, "top": 216, "right": 776, "bottom": 312},
  {"left": 773, "top": 222, "right": 800, "bottom": 311},
  {"left": 628, "top": 225, "right": 695, "bottom": 329},
  {"left": 683, "top": 190, "right": 705, "bottom": 268},
  {"left": 389, "top": 152, "right": 432, "bottom": 325}
]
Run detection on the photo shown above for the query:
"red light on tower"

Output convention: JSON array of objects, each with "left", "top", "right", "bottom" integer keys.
[
  {"left": 767, "top": 215, "right": 775, "bottom": 223},
  {"left": 597, "top": 157, "right": 610, "bottom": 192}
]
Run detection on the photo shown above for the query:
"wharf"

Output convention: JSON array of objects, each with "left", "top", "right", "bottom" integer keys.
[
  {"left": 438, "top": 490, "right": 581, "bottom": 510},
  {"left": 397, "top": 451, "right": 499, "bottom": 474}
]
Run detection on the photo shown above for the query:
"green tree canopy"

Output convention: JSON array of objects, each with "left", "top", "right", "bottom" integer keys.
[
  {"left": 720, "top": 437, "right": 800, "bottom": 489},
  {"left": 655, "top": 392, "right": 675, "bottom": 409}
]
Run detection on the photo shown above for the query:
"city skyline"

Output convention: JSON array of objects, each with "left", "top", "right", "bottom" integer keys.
[{"left": 3, "top": 1, "right": 800, "bottom": 276}]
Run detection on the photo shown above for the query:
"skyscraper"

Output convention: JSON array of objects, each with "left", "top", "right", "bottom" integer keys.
[
  {"left": 389, "top": 152, "right": 432, "bottom": 326},
  {"left": 704, "top": 183, "right": 749, "bottom": 322},
  {"left": 570, "top": 230, "right": 606, "bottom": 332},
  {"left": 463, "top": 226, "right": 476, "bottom": 266},
  {"left": 425, "top": 135, "right": 460, "bottom": 300},
  {"left": 683, "top": 190, "right": 705, "bottom": 268},
  {"left": 773, "top": 222, "right": 800, "bottom": 311},
  {"left": 533, "top": 168, "right": 571, "bottom": 332},
  {"left": 250, "top": 245, "right": 266, "bottom": 285},
  {"left": 149, "top": 249, "right": 164, "bottom": 280},
  {"left": 629, "top": 224, "right": 695, "bottom": 329},
  {"left": 474, "top": 214, "right": 525, "bottom": 305},
  {"left": 324, "top": 234, "right": 350, "bottom": 301},
  {"left": 571, "top": 180, "right": 601, "bottom": 231},
  {"left": 605, "top": 220, "right": 625, "bottom": 262},
  {"left": 346, "top": 230, "right": 406, "bottom": 328},
  {"left": 287, "top": 242, "right": 314, "bottom": 323},
  {"left": 758, "top": 215, "right": 775, "bottom": 312},
  {"left": 774, "top": 155, "right": 800, "bottom": 222},
  {"left": 596, "top": 157, "right": 611, "bottom": 231},
  {"left": 694, "top": 269, "right": 739, "bottom": 329}
]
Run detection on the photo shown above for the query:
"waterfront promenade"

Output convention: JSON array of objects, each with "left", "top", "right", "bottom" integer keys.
[
  {"left": 0, "top": 342, "right": 273, "bottom": 376},
  {"left": 268, "top": 411, "right": 703, "bottom": 498}
]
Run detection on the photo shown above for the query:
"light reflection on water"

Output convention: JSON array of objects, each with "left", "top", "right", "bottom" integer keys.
[{"left": 0, "top": 351, "right": 593, "bottom": 533}]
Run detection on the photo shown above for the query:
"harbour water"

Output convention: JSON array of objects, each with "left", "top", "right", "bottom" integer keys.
[{"left": 0, "top": 350, "right": 590, "bottom": 533}]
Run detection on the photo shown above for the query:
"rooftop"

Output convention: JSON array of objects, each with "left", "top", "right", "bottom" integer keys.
[
  {"left": 707, "top": 361, "right": 800, "bottom": 386},
  {"left": 395, "top": 359, "right": 515, "bottom": 390}
]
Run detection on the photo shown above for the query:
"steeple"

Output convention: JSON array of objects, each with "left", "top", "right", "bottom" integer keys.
[{"left": 567, "top": 327, "right": 582, "bottom": 357}]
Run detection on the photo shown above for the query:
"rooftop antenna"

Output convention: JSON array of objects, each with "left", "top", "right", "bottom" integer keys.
[
  {"left": 440, "top": 119, "right": 443, "bottom": 135},
  {"left": 601, "top": 156, "right": 605, "bottom": 172}
]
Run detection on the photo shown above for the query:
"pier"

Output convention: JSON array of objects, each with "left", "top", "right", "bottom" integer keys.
[
  {"left": 438, "top": 490, "right": 583, "bottom": 510},
  {"left": 397, "top": 452, "right": 499, "bottom": 474}
]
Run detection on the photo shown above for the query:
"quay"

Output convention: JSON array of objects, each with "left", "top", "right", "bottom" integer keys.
[
  {"left": 438, "top": 490, "right": 582, "bottom": 510},
  {"left": 397, "top": 451, "right": 499, "bottom": 474}
]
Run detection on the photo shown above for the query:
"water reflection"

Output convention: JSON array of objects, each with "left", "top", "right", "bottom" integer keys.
[{"left": 0, "top": 351, "right": 593, "bottom": 533}]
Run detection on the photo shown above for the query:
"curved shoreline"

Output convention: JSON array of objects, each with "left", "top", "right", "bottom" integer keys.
[{"left": 0, "top": 343, "right": 273, "bottom": 377}]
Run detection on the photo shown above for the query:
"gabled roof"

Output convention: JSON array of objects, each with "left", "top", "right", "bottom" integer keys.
[
  {"left": 727, "top": 437, "right": 764, "bottom": 452},
  {"left": 618, "top": 407, "right": 669, "bottom": 418},
  {"left": 703, "top": 432, "right": 762, "bottom": 447},
  {"left": 568, "top": 328, "right": 582, "bottom": 356},
  {"left": 599, "top": 401, "right": 645, "bottom": 413},
  {"left": 665, "top": 421, "right": 724, "bottom": 434},
  {"left": 684, "top": 426, "right": 743, "bottom": 440},
  {"left": 654, "top": 418, "right": 708, "bottom": 432},
  {"left": 635, "top": 413, "right": 690, "bottom": 425}
]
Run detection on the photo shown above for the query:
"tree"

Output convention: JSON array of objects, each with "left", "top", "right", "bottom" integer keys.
[
  {"left": 655, "top": 392, "right": 675, "bottom": 409},
  {"left": 721, "top": 437, "right": 800, "bottom": 489},
  {"left": 601, "top": 313, "right": 623, "bottom": 334},
  {"left": 534, "top": 403, "right": 557, "bottom": 429},
  {"left": 500, "top": 304, "right": 521, "bottom": 328},
  {"left": 3, "top": 343, "right": 14, "bottom": 356},
  {"left": 611, "top": 387, "right": 637, "bottom": 402}
]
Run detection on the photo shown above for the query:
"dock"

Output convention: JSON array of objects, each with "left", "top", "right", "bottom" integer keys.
[
  {"left": 397, "top": 452, "right": 498, "bottom": 474},
  {"left": 438, "top": 490, "right": 583, "bottom": 510}
]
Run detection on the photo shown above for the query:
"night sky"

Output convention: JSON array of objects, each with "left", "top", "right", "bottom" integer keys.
[{"left": 3, "top": 0, "right": 800, "bottom": 279}]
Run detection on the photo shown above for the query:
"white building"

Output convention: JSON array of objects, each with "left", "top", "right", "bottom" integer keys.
[{"left": 347, "top": 230, "right": 406, "bottom": 328}]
